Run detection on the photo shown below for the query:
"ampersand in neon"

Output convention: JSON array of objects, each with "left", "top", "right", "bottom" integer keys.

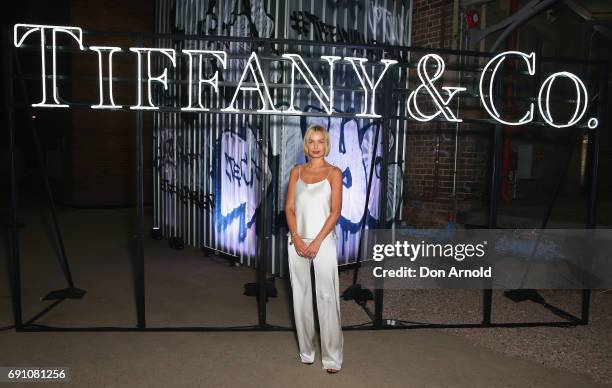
[{"left": 407, "top": 54, "right": 466, "bottom": 122}]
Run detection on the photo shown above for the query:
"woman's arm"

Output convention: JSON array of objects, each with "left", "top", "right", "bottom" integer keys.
[
  {"left": 284, "top": 165, "right": 299, "bottom": 237},
  {"left": 285, "top": 165, "right": 308, "bottom": 256}
]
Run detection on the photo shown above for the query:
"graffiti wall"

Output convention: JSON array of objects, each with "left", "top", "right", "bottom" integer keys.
[{"left": 154, "top": 0, "right": 411, "bottom": 275}]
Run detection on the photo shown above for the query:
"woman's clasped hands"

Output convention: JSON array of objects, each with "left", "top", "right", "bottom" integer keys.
[{"left": 292, "top": 236, "right": 322, "bottom": 260}]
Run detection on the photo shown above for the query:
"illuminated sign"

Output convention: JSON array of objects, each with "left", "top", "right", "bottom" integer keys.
[
  {"left": 479, "top": 51, "right": 536, "bottom": 126},
  {"left": 181, "top": 49, "right": 226, "bottom": 112},
  {"left": 12, "top": 23, "right": 599, "bottom": 128},
  {"left": 89, "top": 46, "right": 122, "bottom": 109},
  {"left": 282, "top": 53, "right": 340, "bottom": 115},
  {"left": 408, "top": 53, "right": 465, "bottom": 122},
  {"left": 14, "top": 24, "right": 84, "bottom": 108}
]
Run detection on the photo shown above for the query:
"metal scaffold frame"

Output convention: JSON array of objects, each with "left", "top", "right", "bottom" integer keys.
[{"left": 3, "top": 25, "right": 609, "bottom": 332}]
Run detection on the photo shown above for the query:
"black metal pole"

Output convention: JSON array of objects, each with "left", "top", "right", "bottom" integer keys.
[
  {"left": 4, "top": 27, "right": 23, "bottom": 330},
  {"left": 368, "top": 122, "right": 383, "bottom": 327},
  {"left": 484, "top": 122, "right": 503, "bottom": 325},
  {"left": 373, "top": 129, "right": 389, "bottom": 328},
  {"left": 257, "top": 118, "right": 270, "bottom": 326},
  {"left": 582, "top": 64, "right": 609, "bottom": 324},
  {"left": 134, "top": 37, "right": 146, "bottom": 328},
  {"left": 510, "top": 127, "right": 581, "bottom": 291},
  {"left": 135, "top": 108, "right": 146, "bottom": 329},
  {"left": 482, "top": 72, "right": 507, "bottom": 326},
  {"left": 541, "top": 129, "right": 580, "bottom": 229},
  {"left": 373, "top": 67, "right": 394, "bottom": 329},
  {"left": 341, "top": 119, "right": 379, "bottom": 324},
  {"left": 13, "top": 53, "right": 77, "bottom": 291},
  {"left": 350, "top": 123, "right": 380, "bottom": 279},
  {"left": 257, "top": 43, "right": 272, "bottom": 326}
]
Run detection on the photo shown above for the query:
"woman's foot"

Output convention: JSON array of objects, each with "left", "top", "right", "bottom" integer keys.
[{"left": 326, "top": 368, "right": 339, "bottom": 374}]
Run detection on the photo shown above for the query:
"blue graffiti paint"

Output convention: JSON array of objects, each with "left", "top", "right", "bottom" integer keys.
[{"left": 212, "top": 123, "right": 269, "bottom": 256}]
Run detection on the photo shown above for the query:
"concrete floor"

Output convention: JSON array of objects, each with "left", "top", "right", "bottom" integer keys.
[
  {"left": 1, "top": 199, "right": 610, "bottom": 387},
  {"left": 1, "top": 329, "right": 610, "bottom": 387}
]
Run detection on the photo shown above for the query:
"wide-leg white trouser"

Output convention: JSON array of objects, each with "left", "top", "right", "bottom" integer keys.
[{"left": 288, "top": 236, "right": 344, "bottom": 370}]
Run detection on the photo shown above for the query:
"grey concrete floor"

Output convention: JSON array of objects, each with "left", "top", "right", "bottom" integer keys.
[
  {"left": 1, "top": 329, "right": 610, "bottom": 387},
  {"left": 1, "top": 199, "right": 610, "bottom": 387}
]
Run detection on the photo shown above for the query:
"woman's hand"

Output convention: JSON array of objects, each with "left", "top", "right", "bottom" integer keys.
[
  {"left": 293, "top": 237, "right": 310, "bottom": 258},
  {"left": 303, "top": 238, "right": 323, "bottom": 259}
]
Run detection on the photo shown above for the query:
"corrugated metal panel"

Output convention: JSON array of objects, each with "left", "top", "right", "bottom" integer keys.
[{"left": 154, "top": 0, "right": 412, "bottom": 276}]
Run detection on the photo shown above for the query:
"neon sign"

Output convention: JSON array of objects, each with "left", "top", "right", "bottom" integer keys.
[
  {"left": 408, "top": 54, "right": 465, "bottom": 122},
  {"left": 14, "top": 24, "right": 84, "bottom": 108},
  {"left": 12, "top": 23, "right": 599, "bottom": 128},
  {"left": 89, "top": 46, "right": 122, "bottom": 109},
  {"left": 479, "top": 51, "right": 535, "bottom": 126}
]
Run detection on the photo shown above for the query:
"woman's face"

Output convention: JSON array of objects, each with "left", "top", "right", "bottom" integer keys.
[{"left": 306, "top": 130, "right": 326, "bottom": 158}]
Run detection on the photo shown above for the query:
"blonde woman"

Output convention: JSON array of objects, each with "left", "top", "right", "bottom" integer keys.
[{"left": 284, "top": 124, "right": 344, "bottom": 373}]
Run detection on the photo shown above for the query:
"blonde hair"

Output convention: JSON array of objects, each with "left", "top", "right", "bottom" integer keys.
[{"left": 303, "top": 124, "right": 331, "bottom": 157}]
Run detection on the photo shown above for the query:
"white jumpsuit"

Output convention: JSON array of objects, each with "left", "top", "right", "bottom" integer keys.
[{"left": 288, "top": 166, "right": 344, "bottom": 370}]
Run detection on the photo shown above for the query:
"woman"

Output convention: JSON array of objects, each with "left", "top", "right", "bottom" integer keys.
[{"left": 284, "top": 124, "right": 344, "bottom": 374}]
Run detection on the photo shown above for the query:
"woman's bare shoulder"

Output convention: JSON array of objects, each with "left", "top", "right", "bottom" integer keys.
[
  {"left": 326, "top": 165, "right": 342, "bottom": 182},
  {"left": 290, "top": 164, "right": 302, "bottom": 177},
  {"left": 329, "top": 165, "right": 342, "bottom": 176}
]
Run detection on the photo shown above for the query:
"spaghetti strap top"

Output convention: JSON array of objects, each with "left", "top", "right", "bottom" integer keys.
[{"left": 290, "top": 165, "right": 337, "bottom": 240}]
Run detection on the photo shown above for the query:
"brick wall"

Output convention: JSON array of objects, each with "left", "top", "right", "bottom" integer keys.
[
  {"left": 412, "top": 0, "right": 455, "bottom": 48},
  {"left": 404, "top": 0, "right": 489, "bottom": 227},
  {"left": 68, "top": 0, "right": 154, "bottom": 206}
]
